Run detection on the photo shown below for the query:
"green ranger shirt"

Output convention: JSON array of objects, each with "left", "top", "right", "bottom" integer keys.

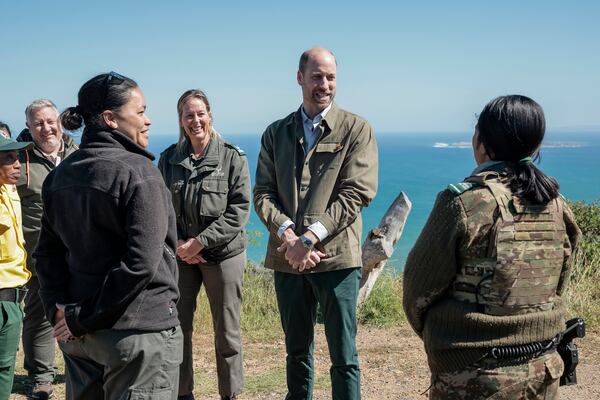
[{"left": 158, "top": 135, "right": 251, "bottom": 263}]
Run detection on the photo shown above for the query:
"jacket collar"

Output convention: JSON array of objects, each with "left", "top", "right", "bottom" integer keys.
[
  {"left": 80, "top": 129, "right": 155, "bottom": 161},
  {"left": 321, "top": 102, "right": 340, "bottom": 132},
  {"left": 168, "top": 135, "right": 220, "bottom": 170},
  {"left": 288, "top": 102, "right": 340, "bottom": 143},
  {"left": 16, "top": 128, "right": 78, "bottom": 158},
  {"left": 471, "top": 160, "right": 510, "bottom": 175},
  {"left": 289, "top": 102, "right": 341, "bottom": 140}
]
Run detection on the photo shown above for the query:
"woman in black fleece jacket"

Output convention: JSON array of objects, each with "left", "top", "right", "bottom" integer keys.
[{"left": 34, "top": 72, "right": 183, "bottom": 400}]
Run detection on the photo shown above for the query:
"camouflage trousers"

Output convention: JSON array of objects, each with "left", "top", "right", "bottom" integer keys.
[{"left": 429, "top": 351, "right": 564, "bottom": 400}]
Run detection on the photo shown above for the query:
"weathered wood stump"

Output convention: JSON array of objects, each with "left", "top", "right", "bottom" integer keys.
[{"left": 358, "top": 192, "right": 412, "bottom": 307}]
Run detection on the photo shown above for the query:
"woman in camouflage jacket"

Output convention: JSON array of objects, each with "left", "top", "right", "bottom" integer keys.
[{"left": 403, "top": 95, "right": 581, "bottom": 399}]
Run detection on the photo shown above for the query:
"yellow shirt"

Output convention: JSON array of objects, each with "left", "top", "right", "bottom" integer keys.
[{"left": 0, "top": 184, "right": 30, "bottom": 288}]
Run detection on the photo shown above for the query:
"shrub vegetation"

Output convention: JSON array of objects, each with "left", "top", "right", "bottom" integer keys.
[
  {"left": 564, "top": 200, "right": 600, "bottom": 328},
  {"left": 192, "top": 199, "right": 599, "bottom": 336}
]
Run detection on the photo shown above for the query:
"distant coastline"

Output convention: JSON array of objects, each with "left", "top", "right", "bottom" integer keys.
[
  {"left": 433, "top": 141, "right": 586, "bottom": 149},
  {"left": 147, "top": 132, "right": 600, "bottom": 269}
]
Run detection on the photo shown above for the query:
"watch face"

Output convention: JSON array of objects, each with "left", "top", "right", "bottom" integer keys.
[{"left": 301, "top": 236, "right": 313, "bottom": 249}]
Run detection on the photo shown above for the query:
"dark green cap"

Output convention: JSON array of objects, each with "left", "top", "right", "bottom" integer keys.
[{"left": 0, "top": 135, "right": 33, "bottom": 152}]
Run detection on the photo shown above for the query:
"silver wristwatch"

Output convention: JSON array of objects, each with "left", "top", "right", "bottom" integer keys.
[{"left": 299, "top": 234, "right": 314, "bottom": 250}]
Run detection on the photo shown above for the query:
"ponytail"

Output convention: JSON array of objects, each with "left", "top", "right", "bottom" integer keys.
[
  {"left": 60, "top": 72, "right": 138, "bottom": 132},
  {"left": 507, "top": 158, "right": 560, "bottom": 204},
  {"left": 476, "top": 95, "right": 560, "bottom": 204}
]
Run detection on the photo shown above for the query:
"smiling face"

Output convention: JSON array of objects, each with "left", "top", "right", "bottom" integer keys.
[
  {"left": 0, "top": 150, "right": 21, "bottom": 185},
  {"left": 109, "top": 87, "right": 151, "bottom": 148},
  {"left": 180, "top": 97, "right": 212, "bottom": 149},
  {"left": 27, "top": 106, "right": 63, "bottom": 154},
  {"left": 297, "top": 49, "right": 337, "bottom": 118}
]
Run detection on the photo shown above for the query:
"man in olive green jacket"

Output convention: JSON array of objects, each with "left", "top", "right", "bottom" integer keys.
[
  {"left": 254, "top": 48, "right": 378, "bottom": 400},
  {"left": 16, "top": 99, "right": 78, "bottom": 399}
]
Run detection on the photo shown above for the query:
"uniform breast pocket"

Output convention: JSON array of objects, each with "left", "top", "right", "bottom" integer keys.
[
  {"left": 199, "top": 179, "right": 229, "bottom": 217},
  {"left": 170, "top": 181, "right": 184, "bottom": 217},
  {"left": 313, "top": 142, "right": 344, "bottom": 175}
]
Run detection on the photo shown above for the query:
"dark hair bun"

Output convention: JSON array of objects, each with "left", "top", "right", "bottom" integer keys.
[{"left": 60, "top": 106, "right": 84, "bottom": 131}]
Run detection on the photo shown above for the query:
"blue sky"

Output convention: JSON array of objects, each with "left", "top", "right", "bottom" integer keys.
[{"left": 1, "top": 1, "right": 598, "bottom": 136}]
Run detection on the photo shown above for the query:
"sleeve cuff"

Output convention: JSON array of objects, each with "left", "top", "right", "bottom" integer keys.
[
  {"left": 64, "top": 303, "right": 87, "bottom": 337},
  {"left": 277, "top": 220, "right": 295, "bottom": 239},
  {"left": 307, "top": 221, "right": 329, "bottom": 242},
  {"left": 195, "top": 234, "right": 209, "bottom": 249}
]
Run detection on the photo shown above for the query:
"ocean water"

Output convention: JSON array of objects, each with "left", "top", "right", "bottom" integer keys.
[{"left": 146, "top": 132, "right": 600, "bottom": 270}]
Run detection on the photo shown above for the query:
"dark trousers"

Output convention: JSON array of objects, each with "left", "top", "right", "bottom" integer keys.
[
  {"left": 59, "top": 326, "right": 183, "bottom": 400},
  {"left": 177, "top": 251, "right": 245, "bottom": 397},
  {"left": 0, "top": 300, "right": 23, "bottom": 399},
  {"left": 274, "top": 267, "right": 362, "bottom": 400},
  {"left": 22, "top": 275, "right": 56, "bottom": 384}
]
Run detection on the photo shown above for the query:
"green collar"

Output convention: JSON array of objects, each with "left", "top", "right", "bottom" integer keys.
[{"left": 169, "top": 136, "right": 219, "bottom": 170}]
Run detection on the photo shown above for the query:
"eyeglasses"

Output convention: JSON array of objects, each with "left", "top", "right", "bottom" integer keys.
[{"left": 100, "top": 71, "right": 127, "bottom": 109}]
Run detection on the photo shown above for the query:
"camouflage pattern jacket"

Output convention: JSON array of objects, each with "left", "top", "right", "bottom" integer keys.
[{"left": 403, "top": 165, "right": 581, "bottom": 373}]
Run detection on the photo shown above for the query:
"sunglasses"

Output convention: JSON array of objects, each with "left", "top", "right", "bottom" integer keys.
[{"left": 100, "top": 71, "right": 127, "bottom": 109}]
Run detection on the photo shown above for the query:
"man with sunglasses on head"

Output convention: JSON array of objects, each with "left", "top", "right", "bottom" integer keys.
[
  {"left": 16, "top": 99, "right": 78, "bottom": 400},
  {"left": 0, "top": 134, "right": 33, "bottom": 399}
]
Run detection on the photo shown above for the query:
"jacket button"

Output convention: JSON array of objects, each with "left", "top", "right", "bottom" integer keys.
[{"left": 300, "top": 185, "right": 308, "bottom": 191}]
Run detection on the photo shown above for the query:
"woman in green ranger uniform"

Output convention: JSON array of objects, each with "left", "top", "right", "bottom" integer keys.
[
  {"left": 158, "top": 89, "right": 251, "bottom": 400},
  {"left": 403, "top": 95, "right": 581, "bottom": 399}
]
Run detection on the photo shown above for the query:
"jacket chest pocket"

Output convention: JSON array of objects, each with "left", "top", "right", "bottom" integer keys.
[
  {"left": 169, "top": 181, "right": 184, "bottom": 218},
  {"left": 199, "top": 179, "right": 228, "bottom": 217},
  {"left": 312, "top": 142, "right": 344, "bottom": 175}
]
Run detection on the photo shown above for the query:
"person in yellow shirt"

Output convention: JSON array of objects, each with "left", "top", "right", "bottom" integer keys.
[{"left": 0, "top": 134, "right": 33, "bottom": 399}]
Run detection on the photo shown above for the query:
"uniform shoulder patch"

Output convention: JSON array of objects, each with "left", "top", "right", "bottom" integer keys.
[
  {"left": 225, "top": 142, "right": 246, "bottom": 156},
  {"left": 447, "top": 182, "right": 479, "bottom": 195},
  {"left": 160, "top": 143, "right": 177, "bottom": 155}
]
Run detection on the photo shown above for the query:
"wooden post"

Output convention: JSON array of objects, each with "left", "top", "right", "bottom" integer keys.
[{"left": 357, "top": 192, "right": 412, "bottom": 307}]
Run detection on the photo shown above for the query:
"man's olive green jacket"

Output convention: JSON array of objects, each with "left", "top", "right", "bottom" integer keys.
[
  {"left": 158, "top": 136, "right": 251, "bottom": 263},
  {"left": 16, "top": 130, "right": 78, "bottom": 273},
  {"left": 254, "top": 103, "right": 378, "bottom": 273}
]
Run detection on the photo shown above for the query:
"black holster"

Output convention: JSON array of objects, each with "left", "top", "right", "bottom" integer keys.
[{"left": 558, "top": 317, "right": 585, "bottom": 386}]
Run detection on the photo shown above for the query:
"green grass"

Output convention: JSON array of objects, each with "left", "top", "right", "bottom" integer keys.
[
  {"left": 192, "top": 264, "right": 407, "bottom": 338},
  {"left": 190, "top": 198, "right": 599, "bottom": 338},
  {"left": 191, "top": 266, "right": 281, "bottom": 339},
  {"left": 564, "top": 200, "right": 600, "bottom": 328},
  {"left": 358, "top": 270, "right": 405, "bottom": 327}
]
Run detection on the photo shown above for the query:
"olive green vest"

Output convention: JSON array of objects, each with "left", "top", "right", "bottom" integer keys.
[{"left": 451, "top": 172, "right": 566, "bottom": 316}]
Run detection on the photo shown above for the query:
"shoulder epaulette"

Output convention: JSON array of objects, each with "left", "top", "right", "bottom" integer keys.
[
  {"left": 160, "top": 143, "right": 177, "bottom": 155},
  {"left": 447, "top": 181, "right": 479, "bottom": 195},
  {"left": 225, "top": 142, "right": 246, "bottom": 156}
]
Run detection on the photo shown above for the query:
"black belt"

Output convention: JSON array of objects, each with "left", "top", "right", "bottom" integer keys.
[{"left": 0, "top": 287, "right": 28, "bottom": 302}]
